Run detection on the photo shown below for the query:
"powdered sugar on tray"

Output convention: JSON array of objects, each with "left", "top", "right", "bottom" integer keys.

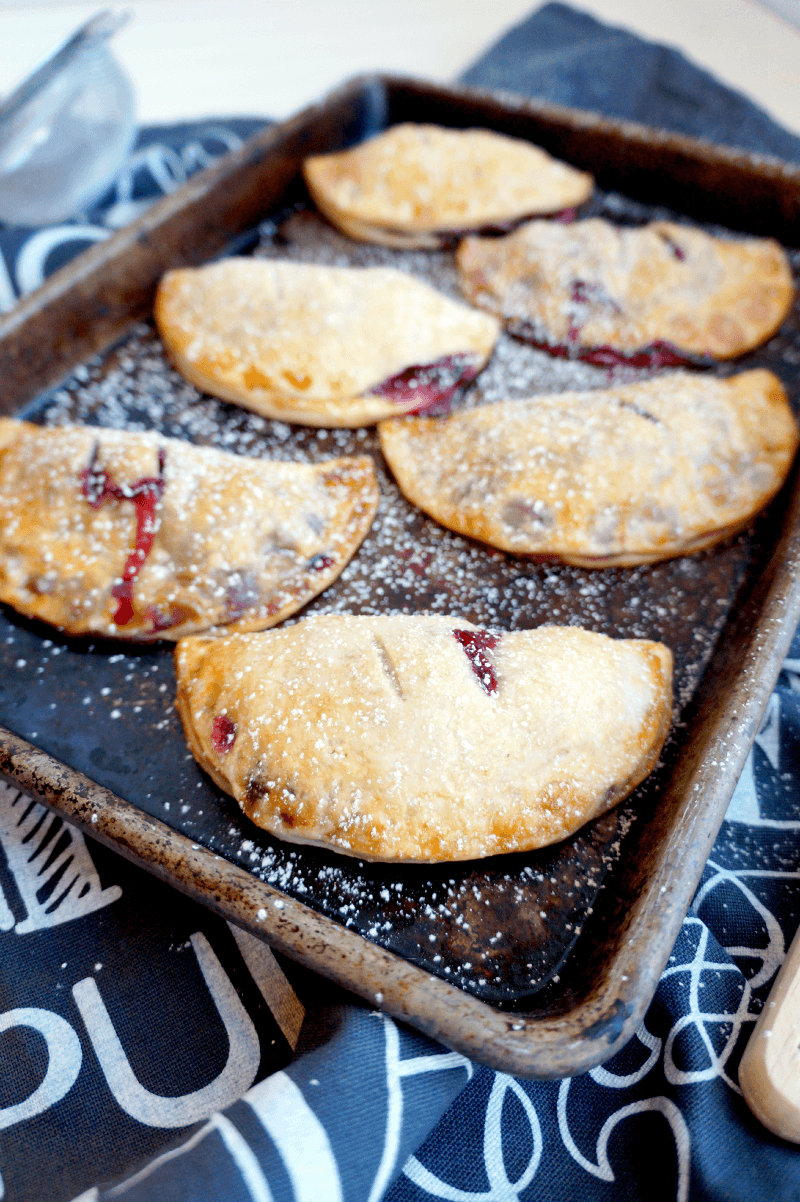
[{"left": 12, "top": 197, "right": 798, "bottom": 1002}]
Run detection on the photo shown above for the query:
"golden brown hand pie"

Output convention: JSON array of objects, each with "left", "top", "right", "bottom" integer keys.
[
  {"left": 175, "top": 615, "right": 672, "bottom": 863},
  {"left": 155, "top": 259, "right": 499, "bottom": 427},
  {"left": 379, "top": 370, "right": 798, "bottom": 567},
  {"left": 0, "top": 420, "right": 378, "bottom": 640},
  {"left": 302, "top": 123, "right": 594, "bottom": 249},
  {"left": 457, "top": 218, "right": 794, "bottom": 363}
]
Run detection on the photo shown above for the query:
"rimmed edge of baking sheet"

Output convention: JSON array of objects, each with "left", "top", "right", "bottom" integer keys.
[{"left": 1, "top": 73, "right": 800, "bottom": 1075}]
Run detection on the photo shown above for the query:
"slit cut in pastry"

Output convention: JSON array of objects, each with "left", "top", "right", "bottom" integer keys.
[
  {"left": 379, "top": 370, "right": 799, "bottom": 567},
  {"left": 302, "top": 123, "right": 594, "bottom": 249},
  {"left": 0, "top": 420, "right": 378, "bottom": 640},
  {"left": 155, "top": 259, "right": 500, "bottom": 427},
  {"left": 174, "top": 615, "right": 673, "bottom": 863},
  {"left": 456, "top": 218, "right": 795, "bottom": 364}
]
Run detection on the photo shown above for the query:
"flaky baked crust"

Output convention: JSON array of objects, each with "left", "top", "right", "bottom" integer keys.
[
  {"left": 302, "top": 124, "right": 594, "bottom": 248},
  {"left": 457, "top": 218, "right": 795, "bottom": 361},
  {"left": 379, "top": 370, "right": 799, "bottom": 567},
  {"left": 155, "top": 259, "right": 499, "bottom": 427},
  {"left": 175, "top": 615, "right": 672, "bottom": 863},
  {"left": 0, "top": 422, "right": 378, "bottom": 639}
]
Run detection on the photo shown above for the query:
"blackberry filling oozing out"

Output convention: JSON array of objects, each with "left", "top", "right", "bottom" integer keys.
[
  {"left": 566, "top": 278, "right": 621, "bottom": 347},
  {"left": 452, "top": 628, "right": 500, "bottom": 694},
  {"left": 370, "top": 355, "right": 481, "bottom": 416},
  {"left": 658, "top": 231, "right": 686, "bottom": 261},
  {"left": 569, "top": 278, "right": 609, "bottom": 308},
  {"left": 536, "top": 275, "right": 706, "bottom": 367},
  {"left": 564, "top": 340, "right": 704, "bottom": 369},
  {"left": 308, "top": 553, "right": 336, "bottom": 572},
  {"left": 145, "top": 604, "right": 192, "bottom": 633},
  {"left": 212, "top": 714, "right": 237, "bottom": 755},
  {"left": 434, "top": 208, "right": 578, "bottom": 246},
  {"left": 80, "top": 442, "right": 167, "bottom": 626}
]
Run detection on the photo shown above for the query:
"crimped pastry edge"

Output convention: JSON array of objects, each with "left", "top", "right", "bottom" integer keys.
[
  {"left": 378, "top": 369, "right": 800, "bottom": 567},
  {"left": 174, "top": 623, "right": 674, "bottom": 864}
]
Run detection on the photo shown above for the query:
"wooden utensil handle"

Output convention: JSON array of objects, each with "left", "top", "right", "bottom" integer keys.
[{"left": 740, "top": 922, "right": 800, "bottom": 1141}]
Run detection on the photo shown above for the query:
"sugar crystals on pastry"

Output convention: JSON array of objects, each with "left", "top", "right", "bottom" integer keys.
[
  {"left": 0, "top": 420, "right": 378, "bottom": 639},
  {"left": 457, "top": 218, "right": 794, "bottom": 364},
  {"left": 379, "top": 369, "right": 799, "bottom": 567},
  {"left": 302, "top": 123, "right": 594, "bottom": 249},
  {"left": 175, "top": 615, "right": 672, "bottom": 863},
  {"left": 155, "top": 259, "right": 500, "bottom": 427}
]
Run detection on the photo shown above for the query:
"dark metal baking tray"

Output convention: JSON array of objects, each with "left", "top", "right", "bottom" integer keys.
[{"left": 1, "top": 74, "right": 800, "bottom": 1077}]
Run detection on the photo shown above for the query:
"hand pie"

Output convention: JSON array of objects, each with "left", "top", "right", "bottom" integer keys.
[
  {"left": 379, "top": 370, "right": 798, "bottom": 567},
  {"left": 175, "top": 615, "right": 672, "bottom": 863},
  {"left": 457, "top": 218, "right": 794, "bottom": 364},
  {"left": 0, "top": 420, "right": 378, "bottom": 640},
  {"left": 155, "top": 259, "right": 499, "bottom": 427},
  {"left": 302, "top": 123, "right": 594, "bottom": 249}
]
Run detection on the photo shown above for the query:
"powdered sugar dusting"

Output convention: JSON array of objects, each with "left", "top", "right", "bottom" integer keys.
[{"left": 6, "top": 196, "right": 798, "bottom": 1004}]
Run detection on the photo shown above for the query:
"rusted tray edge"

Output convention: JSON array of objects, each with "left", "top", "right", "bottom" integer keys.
[
  {"left": 389, "top": 73, "right": 800, "bottom": 178},
  {"left": 0, "top": 75, "right": 799, "bottom": 1076},
  {"left": 383, "top": 76, "right": 800, "bottom": 243},
  {"left": 588, "top": 480, "right": 800, "bottom": 1049}
]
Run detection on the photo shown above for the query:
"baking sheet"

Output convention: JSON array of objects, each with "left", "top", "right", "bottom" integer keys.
[
  {"left": 2, "top": 200, "right": 798, "bottom": 1008},
  {"left": 1, "top": 75, "right": 800, "bottom": 1071}
]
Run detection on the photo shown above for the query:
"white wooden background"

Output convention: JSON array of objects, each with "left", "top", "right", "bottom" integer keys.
[{"left": 0, "top": 0, "right": 800, "bottom": 136}]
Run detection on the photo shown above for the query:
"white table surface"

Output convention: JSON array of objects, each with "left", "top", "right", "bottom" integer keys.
[{"left": 1, "top": 0, "right": 800, "bottom": 138}]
